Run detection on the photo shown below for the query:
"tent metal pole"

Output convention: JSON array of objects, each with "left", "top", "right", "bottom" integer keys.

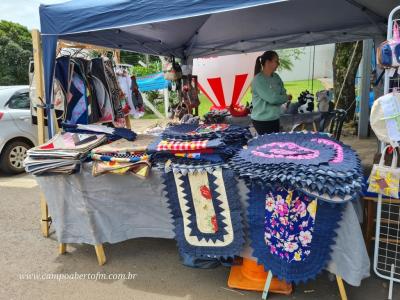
[
  {"left": 164, "top": 88, "right": 169, "bottom": 118},
  {"left": 358, "top": 39, "right": 372, "bottom": 138},
  {"left": 311, "top": 46, "right": 316, "bottom": 93}
]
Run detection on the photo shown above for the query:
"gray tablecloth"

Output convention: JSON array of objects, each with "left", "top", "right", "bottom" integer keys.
[{"left": 36, "top": 163, "right": 370, "bottom": 286}]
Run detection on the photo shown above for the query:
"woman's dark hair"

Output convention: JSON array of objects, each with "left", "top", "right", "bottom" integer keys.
[{"left": 254, "top": 51, "right": 278, "bottom": 75}]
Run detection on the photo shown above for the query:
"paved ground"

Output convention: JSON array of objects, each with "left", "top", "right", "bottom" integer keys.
[{"left": 1, "top": 130, "right": 399, "bottom": 299}]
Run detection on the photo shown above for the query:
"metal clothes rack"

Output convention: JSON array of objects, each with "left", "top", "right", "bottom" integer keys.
[{"left": 373, "top": 6, "right": 400, "bottom": 300}]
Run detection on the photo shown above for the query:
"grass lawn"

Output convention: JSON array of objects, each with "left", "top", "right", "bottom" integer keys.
[
  {"left": 143, "top": 79, "right": 325, "bottom": 119},
  {"left": 284, "top": 79, "right": 325, "bottom": 101}
]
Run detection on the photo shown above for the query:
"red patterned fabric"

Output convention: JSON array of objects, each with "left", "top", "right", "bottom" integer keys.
[{"left": 156, "top": 140, "right": 208, "bottom": 151}]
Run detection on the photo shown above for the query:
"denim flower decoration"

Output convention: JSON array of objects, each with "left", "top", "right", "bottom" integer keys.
[
  {"left": 248, "top": 182, "right": 344, "bottom": 283},
  {"left": 263, "top": 187, "right": 317, "bottom": 263}
]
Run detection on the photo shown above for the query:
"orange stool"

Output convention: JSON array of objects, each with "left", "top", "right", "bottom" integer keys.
[{"left": 228, "top": 258, "right": 292, "bottom": 295}]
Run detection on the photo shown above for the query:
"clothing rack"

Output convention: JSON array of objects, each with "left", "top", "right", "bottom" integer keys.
[{"left": 31, "top": 31, "right": 132, "bottom": 265}]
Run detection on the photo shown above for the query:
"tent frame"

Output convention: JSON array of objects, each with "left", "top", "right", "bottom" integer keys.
[
  {"left": 31, "top": 30, "right": 142, "bottom": 265},
  {"left": 32, "top": 31, "right": 350, "bottom": 298}
]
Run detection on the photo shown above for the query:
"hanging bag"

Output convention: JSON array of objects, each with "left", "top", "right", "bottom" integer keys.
[
  {"left": 163, "top": 57, "right": 183, "bottom": 81},
  {"left": 368, "top": 146, "right": 400, "bottom": 198},
  {"left": 370, "top": 91, "right": 400, "bottom": 145},
  {"left": 377, "top": 21, "right": 400, "bottom": 68}
]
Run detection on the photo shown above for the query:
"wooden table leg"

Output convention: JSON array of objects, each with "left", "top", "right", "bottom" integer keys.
[
  {"left": 59, "top": 243, "right": 67, "bottom": 254},
  {"left": 365, "top": 199, "right": 376, "bottom": 255},
  {"left": 336, "top": 275, "right": 348, "bottom": 300},
  {"left": 40, "top": 194, "right": 50, "bottom": 237},
  {"left": 125, "top": 115, "right": 131, "bottom": 129},
  {"left": 313, "top": 121, "right": 318, "bottom": 132},
  {"left": 94, "top": 244, "right": 106, "bottom": 266}
]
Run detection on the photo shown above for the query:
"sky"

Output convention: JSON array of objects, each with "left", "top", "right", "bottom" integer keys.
[{"left": 0, "top": 0, "right": 68, "bottom": 29}]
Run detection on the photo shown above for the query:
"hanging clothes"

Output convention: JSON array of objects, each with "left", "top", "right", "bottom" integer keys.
[
  {"left": 91, "top": 76, "right": 114, "bottom": 123},
  {"left": 103, "top": 59, "right": 126, "bottom": 124},
  {"left": 71, "top": 57, "right": 101, "bottom": 124},
  {"left": 131, "top": 75, "right": 144, "bottom": 113},
  {"left": 116, "top": 69, "right": 137, "bottom": 117},
  {"left": 91, "top": 57, "right": 126, "bottom": 126},
  {"left": 66, "top": 72, "right": 88, "bottom": 124}
]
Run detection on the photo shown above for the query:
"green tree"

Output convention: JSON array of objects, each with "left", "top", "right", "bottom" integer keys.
[
  {"left": 131, "top": 61, "right": 161, "bottom": 77},
  {"left": 332, "top": 41, "right": 362, "bottom": 121},
  {"left": 0, "top": 20, "right": 32, "bottom": 85},
  {"left": 120, "top": 51, "right": 160, "bottom": 66},
  {"left": 276, "top": 48, "right": 305, "bottom": 71}
]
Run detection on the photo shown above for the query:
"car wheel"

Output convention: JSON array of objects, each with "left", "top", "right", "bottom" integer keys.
[{"left": 0, "top": 141, "right": 31, "bottom": 174}]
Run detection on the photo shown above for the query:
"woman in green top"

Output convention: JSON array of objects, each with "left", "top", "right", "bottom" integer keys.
[{"left": 251, "top": 51, "right": 291, "bottom": 135}]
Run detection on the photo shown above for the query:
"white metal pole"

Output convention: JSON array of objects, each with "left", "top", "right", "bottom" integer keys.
[
  {"left": 164, "top": 88, "right": 169, "bottom": 118},
  {"left": 358, "top": 39, "right": 372, "bottom": 138}
]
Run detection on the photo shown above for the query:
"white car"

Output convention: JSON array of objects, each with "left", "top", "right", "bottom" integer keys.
[{"left": 0, "top": 86, "right": 37, "bottom": 174}]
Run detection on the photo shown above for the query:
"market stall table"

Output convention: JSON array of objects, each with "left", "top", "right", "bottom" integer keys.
[{"left": 36, "top": 163, "right": 370, "bottom": 287}]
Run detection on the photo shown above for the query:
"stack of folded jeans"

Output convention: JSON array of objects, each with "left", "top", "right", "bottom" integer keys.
[
  {"left": 63, "top": 123, "right": 137, "bottom": 141},
  {"left": 151, "top": 123, "right": 251, "bottom": 165}
]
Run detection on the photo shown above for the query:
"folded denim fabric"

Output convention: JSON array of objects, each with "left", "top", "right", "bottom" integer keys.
[
  {"left": 63, "top": 123, "right": 137, "bottom": 141},
  {"left": 91, "top": 135, "right": 155, "bottom": 153}
]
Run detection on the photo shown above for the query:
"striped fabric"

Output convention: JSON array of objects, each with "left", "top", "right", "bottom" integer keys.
[{"left": 156, "top": 140, "right": 208, "bottom": 151}]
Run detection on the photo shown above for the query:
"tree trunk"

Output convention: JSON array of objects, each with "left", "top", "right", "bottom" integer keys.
[{"left": 332, "top": 41, "right": 363, "bottom": 121}]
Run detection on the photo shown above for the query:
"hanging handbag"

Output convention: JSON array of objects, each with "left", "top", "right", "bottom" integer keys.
[
  {"left": 370, "top": 91, "right": 400, "bottom": 145},
  {"left": 368, "top": 145, "right": 400, "bottom": 198},
  {"left": 173, "top": 102, "right": 189, "bottom": 120},
  {"left": 377, "top": 21, "right": 400, "bottom": 68},
  {"left": 163, "top": 57, "right": 183, "bottom": 81}
]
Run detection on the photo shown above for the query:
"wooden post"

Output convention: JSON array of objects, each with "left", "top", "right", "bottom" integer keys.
[
  {"left": 32, "top": 29, "right": 51, "bottom": 237},
  {"left": 40, "top": 196, "right": 50, "bottom": 237},
  {"left": 59, "top": 243, "right": 67, "bottom": 254},
  {"left": 94, "top": 244, "right": 106, "bottom": 266},
  {"left": 336, "top": 275, "right": 348, "bottom": 300},
  {"left": 31, "top": 30, "right": 46, "bottom": 145}
]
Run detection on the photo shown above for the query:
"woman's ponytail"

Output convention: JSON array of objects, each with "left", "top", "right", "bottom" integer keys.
[
  {"left": 254, "top": 51, "right": 279, "bottom": 76},
  {"left": 254, "top": 56, "right": 262, "bottom": 75}
]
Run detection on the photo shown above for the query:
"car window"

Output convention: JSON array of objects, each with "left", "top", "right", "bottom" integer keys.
[{"left": 7, "top": 92, "right": 30, "bottom": 110}]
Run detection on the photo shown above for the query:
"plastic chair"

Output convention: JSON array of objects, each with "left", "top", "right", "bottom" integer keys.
[{"left": 327, "top": 109, "right": 347, "bottom": 141}]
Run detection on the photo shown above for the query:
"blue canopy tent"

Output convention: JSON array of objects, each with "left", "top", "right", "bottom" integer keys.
[
  {"left": 39, "top": 0, "right": 399, "bottom": 137},
  {"left": 137, "top": 72, "right": 169, "bottom": 92}
]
